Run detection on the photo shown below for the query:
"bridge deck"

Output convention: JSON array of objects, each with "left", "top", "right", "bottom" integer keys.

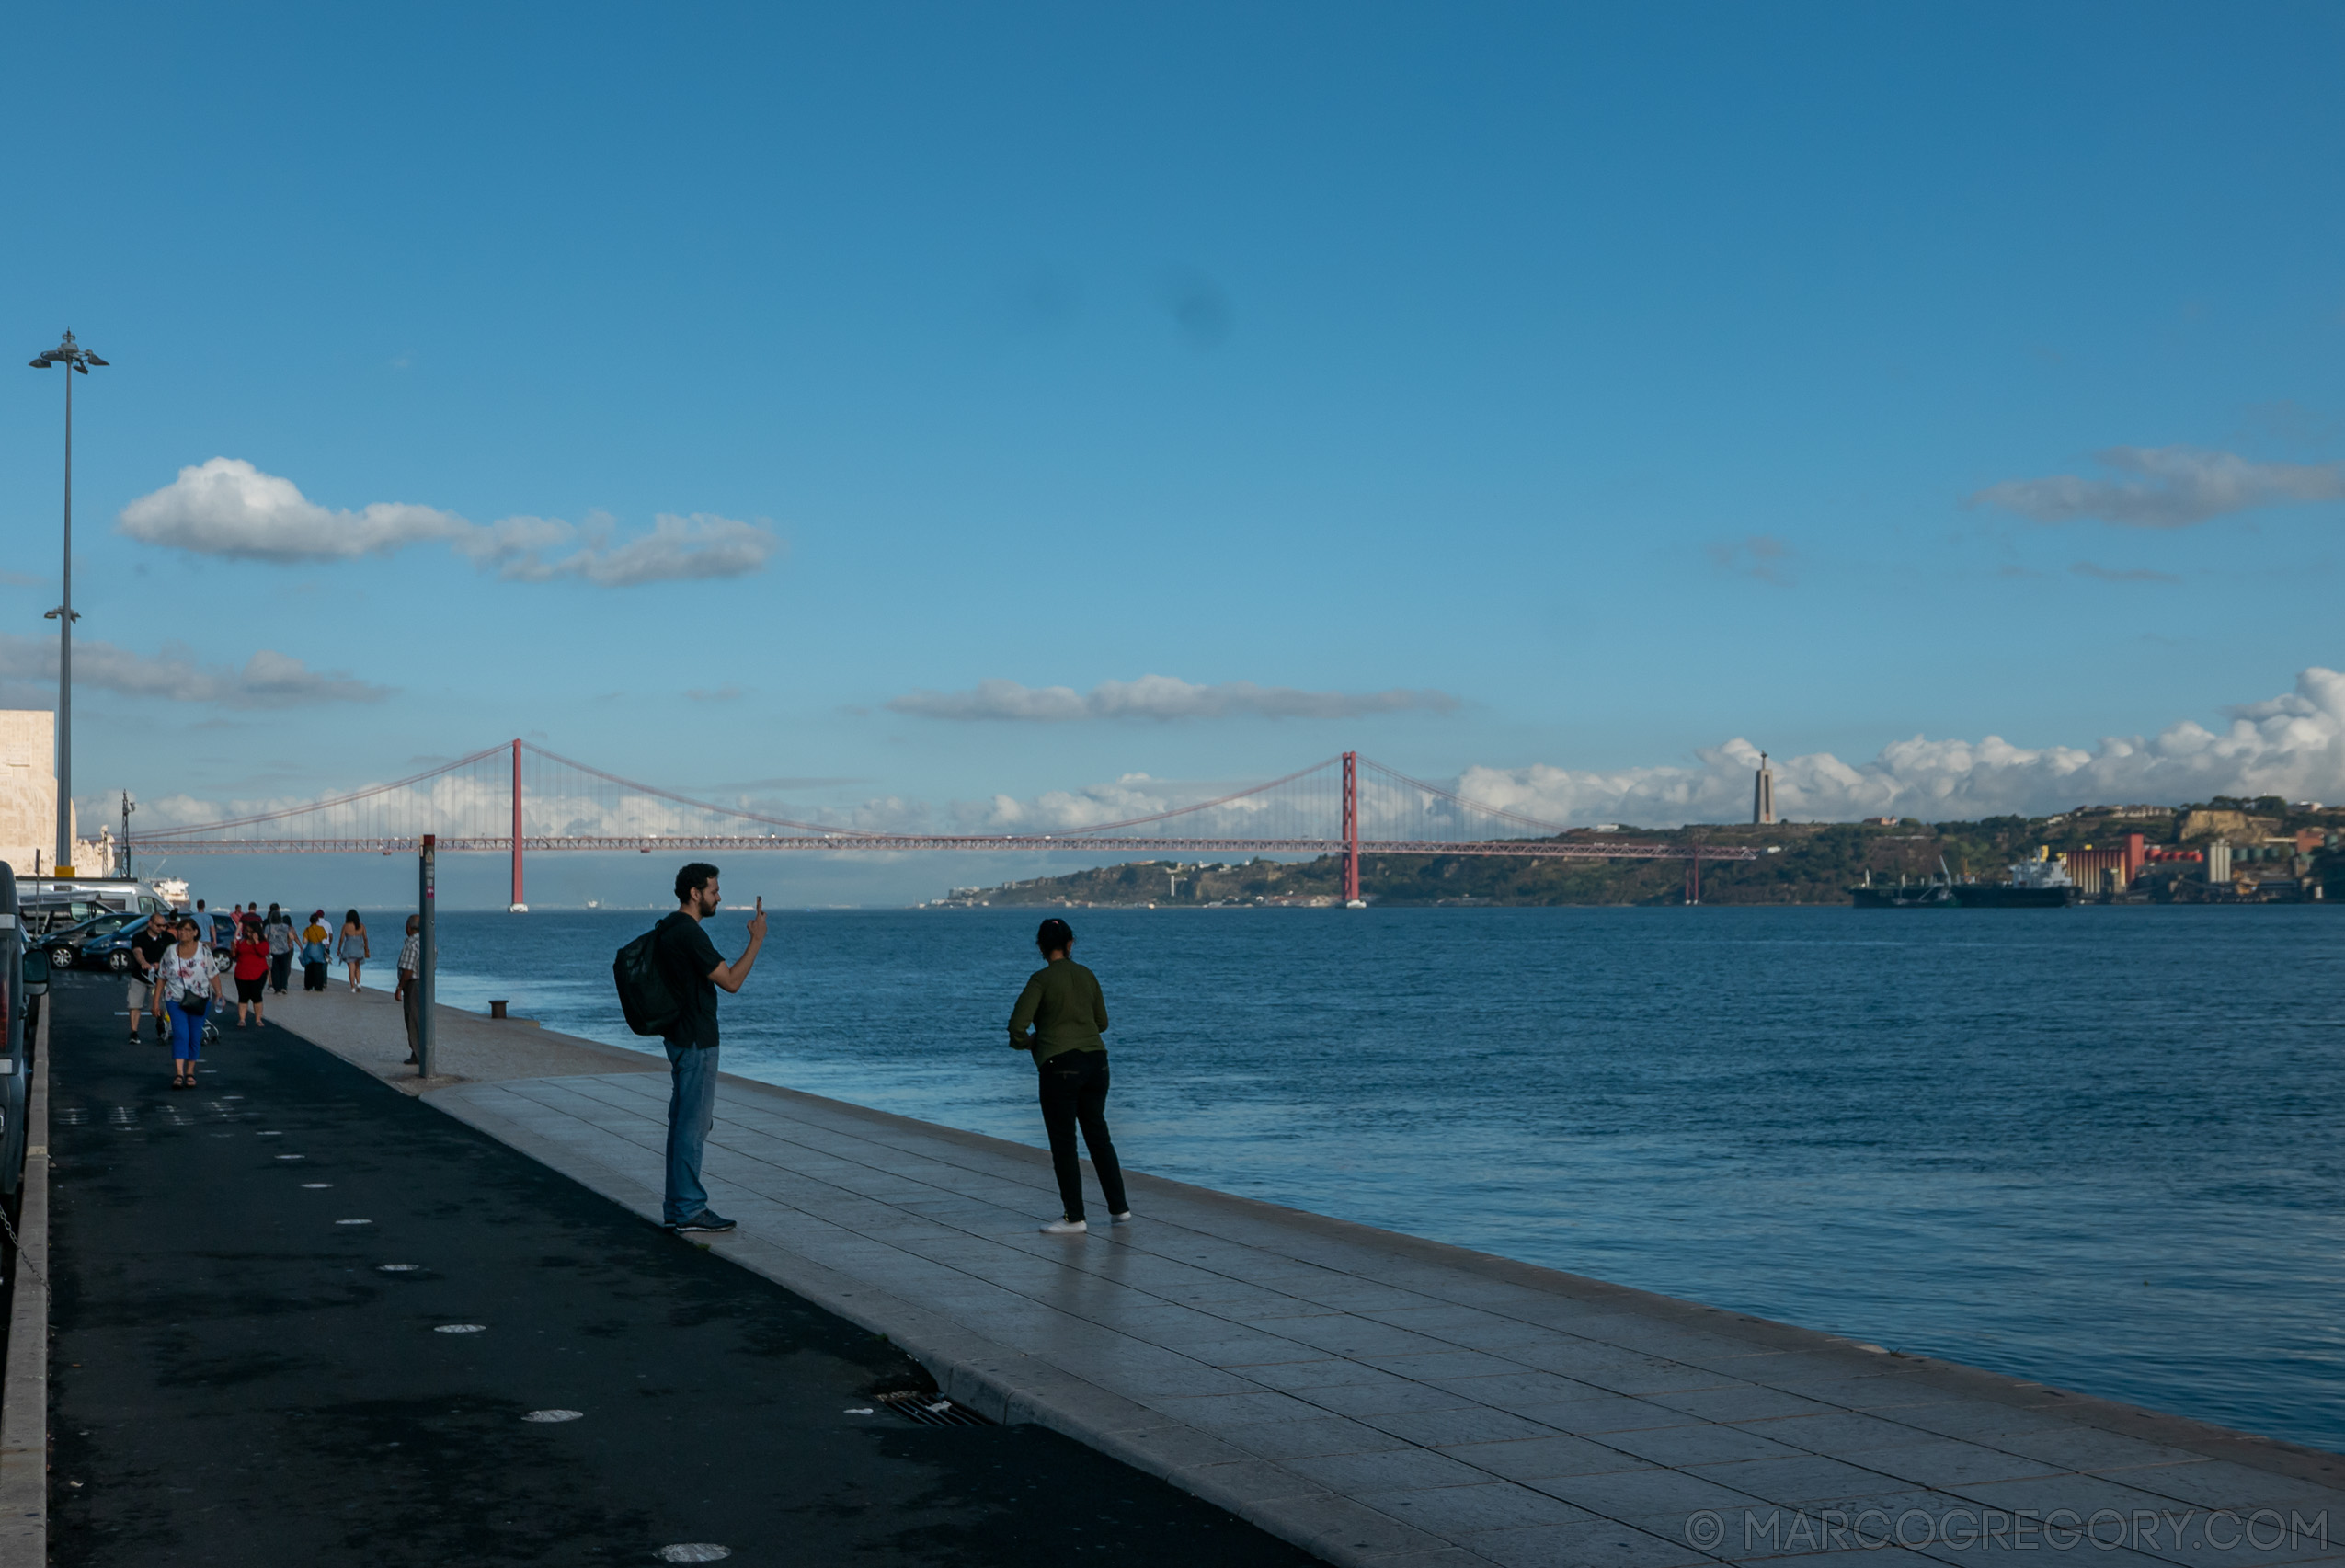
[{"left": 251, "top": 998, "right": 2345, "bottom": 1568}]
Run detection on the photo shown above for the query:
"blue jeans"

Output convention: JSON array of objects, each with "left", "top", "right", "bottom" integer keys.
[
  {"left": 166, "top": 1000, "right": 207, "bottom": 1062},
  {"left": 663, "top": 1043, "right": 720, "bottom": 1224}
]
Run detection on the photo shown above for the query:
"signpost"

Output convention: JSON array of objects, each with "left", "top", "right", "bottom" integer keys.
[{"left": 418, "top": 835, "right": 436, "bottom": 1077}]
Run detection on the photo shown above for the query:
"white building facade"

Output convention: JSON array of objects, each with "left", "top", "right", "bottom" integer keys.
[{"left": 0, "top": 711, "right": 104, "bottom": 876}]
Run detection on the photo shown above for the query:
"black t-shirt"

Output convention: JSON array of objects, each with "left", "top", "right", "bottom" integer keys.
[
  {"left": 132, "top": 921, "right": 177, "bottom": 972},
  {"left": 652, "top": 911, "right": 723, "bottom": 1049}
]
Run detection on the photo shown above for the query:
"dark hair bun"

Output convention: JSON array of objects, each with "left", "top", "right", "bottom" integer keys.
[{"left": 1035, "top": 918, "right": 1075, "bottom": 951}]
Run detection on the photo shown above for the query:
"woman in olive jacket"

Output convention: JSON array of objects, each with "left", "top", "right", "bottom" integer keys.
[{"left": 1009, "top": 919, "right": 1131, "bottom": 1234}]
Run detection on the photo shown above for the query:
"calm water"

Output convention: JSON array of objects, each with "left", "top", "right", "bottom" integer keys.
[{"left": 405, "top": 905, "right": 2343, "bottom": 1452}]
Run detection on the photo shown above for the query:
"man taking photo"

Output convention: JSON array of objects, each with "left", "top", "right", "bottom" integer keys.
[{"left": 654, "top": 863, "right": 765, "bottom": 1234}]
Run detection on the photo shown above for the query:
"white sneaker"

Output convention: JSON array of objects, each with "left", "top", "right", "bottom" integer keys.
[
  {"left": 1038, "top": 1218, "right": 1088, "bottom": 1235},
  {"left": 1110, "top": 1211, "right": 1134, "bottom": 1223}
]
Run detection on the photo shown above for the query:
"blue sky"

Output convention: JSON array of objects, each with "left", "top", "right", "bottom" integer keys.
[{"left": 4, "top": 3, "right": 2342, "bottom": 905}]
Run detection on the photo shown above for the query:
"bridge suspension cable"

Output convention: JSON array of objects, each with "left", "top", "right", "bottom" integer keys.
[{"left": 124, "top": 740, "right": 1758, "bottom": 900}]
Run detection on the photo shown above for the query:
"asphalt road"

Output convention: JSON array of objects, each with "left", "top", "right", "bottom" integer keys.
[{"left": 43, "top": 974, "right": 1321, "bottom": 1566}]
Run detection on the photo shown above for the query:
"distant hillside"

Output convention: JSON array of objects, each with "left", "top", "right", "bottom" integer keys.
[{"left": 923, "top": 796, "right": 2345, "bottom": 908}]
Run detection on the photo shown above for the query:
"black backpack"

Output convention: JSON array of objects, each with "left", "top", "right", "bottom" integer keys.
[{"left": 612, "top": 920, "right": 681, "bottom": 1037}]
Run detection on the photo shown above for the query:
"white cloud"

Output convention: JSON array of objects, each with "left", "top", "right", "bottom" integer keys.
[
  {"left": 1972, "top": 446, "right": 2345, "bottom": 528},
  {"left": 0, "top": 634, "right": 389, "bottom": 707},
  {"left": 133, "top": 667, "right": 2345, "bottom": 845},
  {"left": 119, "top": 459, "right": 779, "bottom": 585},
  {"left": 1457, "top": 666, "right": 2345, "bottom": 826},
  {"left": 118, "top": 457, "right": 464, "bottom": 561},
  {"left": 482, "top": 512, "right": 780, "bottom": 586},
  {"left": 887, "top": 674, "right": 1460, "bottom": 722}
]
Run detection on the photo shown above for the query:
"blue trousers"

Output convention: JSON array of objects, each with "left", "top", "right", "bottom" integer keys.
[
  {"left": 166, "top": 1000, "right": 207, "bottom": 1062},
  {"left": 663, "top": 1043, "right": 720, "bottom": 1224}
]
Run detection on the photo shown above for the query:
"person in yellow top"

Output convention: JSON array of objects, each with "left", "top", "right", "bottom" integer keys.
[
  {"left": 1009, "top": 918, "right": 1131, "bottom": 1235},
  {"left": 299, "top": 910, "right": 334, "bottom": 992}
]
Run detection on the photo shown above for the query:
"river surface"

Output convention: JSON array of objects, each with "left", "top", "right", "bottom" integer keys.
[{"left": 394, "top": 904, "right": 2341, "bottom": 1453}]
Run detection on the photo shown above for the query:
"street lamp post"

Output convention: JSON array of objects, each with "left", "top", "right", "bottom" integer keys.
[{"left": 28, "top": 330, "right": 107, "bottom": 878}]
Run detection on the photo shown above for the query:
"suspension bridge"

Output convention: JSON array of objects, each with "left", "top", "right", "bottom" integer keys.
[{"left": 123, "top": 741, "right": 1754, "bottom": 904}]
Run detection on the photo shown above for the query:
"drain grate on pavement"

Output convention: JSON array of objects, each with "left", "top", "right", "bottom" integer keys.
[{"left": 875, "top": 1391, "right": 989, "bottom": 1427}]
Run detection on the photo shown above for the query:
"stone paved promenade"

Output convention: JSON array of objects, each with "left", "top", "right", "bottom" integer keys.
[
  {"left": 47, "top": 978, "right": 1316, "bottom": 1568},
  {"left": 272, "top": 986, "right": 2345, "bottom": 1568}
]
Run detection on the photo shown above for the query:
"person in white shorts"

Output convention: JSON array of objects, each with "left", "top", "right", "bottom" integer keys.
[{"left": 125, "top": 916, "right": 177, "bottom": 1045}]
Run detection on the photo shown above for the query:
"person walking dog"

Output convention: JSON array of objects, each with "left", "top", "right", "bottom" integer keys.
[
  {"left": 651, "top": 863, "right": 764, "bottom": 1234},
  {"left": 126, "top": 914, "right": 177, "bottom": 1045},
  {"left": 153, "top": 915, "right": 223, "bottom": 1090},
  {"left": 1010, "top": 918, "right": 1130, "bottom": 1235}
]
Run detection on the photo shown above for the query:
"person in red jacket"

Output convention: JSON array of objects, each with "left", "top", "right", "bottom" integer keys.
[{"left": 232, "top": 917, "right": 272, "bottom": 1027}]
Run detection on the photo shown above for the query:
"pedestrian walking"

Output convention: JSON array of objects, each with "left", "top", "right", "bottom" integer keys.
[
  {"left": 203, "top": 902, "right": 234, "bottom": 957},
  {"left": 1009, "top": 919, "right": 1130, "bottom": 1235},
  {"left": 300, "top": 910, "right": 332, "bottom": 991},
  {"left": 125, "top": 914, "right": 177, "bottom": 1045},
  {"left": 393, "top": 914, "right": 426, "bottom": 1066},
  {"left": 337, "top": 910, "right": 369, "bottom": 992},
  {"left": 232, "top": 917, "right": 270, "bottom": 1027},
  {"left": 651, "top": 863, "right": 764, "bottom": 1234},
  {"left": 153, "top": 915, "right": 222, "bottom": 1090},
  {"left": 264, "top": 903, "right": 295, "bottom": 993}
]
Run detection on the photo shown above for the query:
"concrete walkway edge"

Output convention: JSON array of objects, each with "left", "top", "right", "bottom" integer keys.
[
  {"left": 421, "top": 1068, "right": 2345, "bottom": 1568},
  {"left": 259, "top": 992, "right": 2345, "bottom": 1568},
  {"left": 418, "top": 1078, "right": 1380, "bottom": 1562},
  {"left": 0, "top": 1004, "right": 51, "bottom": 1567}
]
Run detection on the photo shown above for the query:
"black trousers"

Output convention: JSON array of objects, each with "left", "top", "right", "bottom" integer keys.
[
  {"left": 1036, "top": 1050, "right": 1127, "bottom": 1222},
  {"left": 269, "top": 952, "right": 292, "bottom": 993},
  {"left": 303, "top": 961, "right": 328, "bottom": 991}
]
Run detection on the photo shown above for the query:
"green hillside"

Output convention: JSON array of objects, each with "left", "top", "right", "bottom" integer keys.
[{"left": 924, "top": 796, "right": 2345, "bottom": 908}]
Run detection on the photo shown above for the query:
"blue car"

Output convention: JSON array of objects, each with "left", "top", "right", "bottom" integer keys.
[
  {"left": 44, "top": 911, "right": 147, "bottom": 973},
  {"left": 71, "top": 913, "right": 166, "bottom": 976}
]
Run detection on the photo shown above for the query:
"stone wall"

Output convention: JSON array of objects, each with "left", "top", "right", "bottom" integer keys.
[{"left": 0, "top": 711, "right": 82, "bottom": 876}]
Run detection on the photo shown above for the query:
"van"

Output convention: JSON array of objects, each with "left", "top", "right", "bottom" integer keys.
[{"left": 17, "top": 877, "right": 176, "bottom": 937}]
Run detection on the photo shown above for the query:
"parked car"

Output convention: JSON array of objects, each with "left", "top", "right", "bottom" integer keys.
[
  {"left": 73, "top": 913, "right": 164, "bottom": 976},
  {"left": 44, "top": 910, "right": 145, "bottom": 971}
]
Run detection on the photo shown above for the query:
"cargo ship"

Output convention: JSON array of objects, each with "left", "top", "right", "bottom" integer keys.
[
  {"left": 1849, "top": 851, "right": 2078, "bottom": 909},
  {"left": 1951, "top": 850, "right": 2078, "bottom": 909},
  {"left": 1848, "top": 866, "right": 1958, "bottom": 908}
]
